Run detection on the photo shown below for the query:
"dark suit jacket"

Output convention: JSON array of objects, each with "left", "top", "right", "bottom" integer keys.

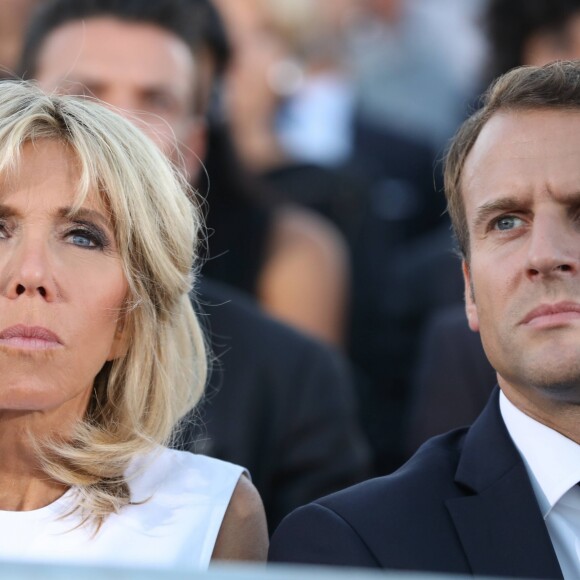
[
  {"left": 269, "top": 389, "right": 563, "bottom": 579},
  {"left": 176, "top": 279, "right": 372, "bottom": 532}
]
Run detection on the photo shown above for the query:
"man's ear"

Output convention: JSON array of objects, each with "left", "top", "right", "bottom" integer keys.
[
  {"left": 463, "top": 260, "right": 480, "bottom": 332},
  {"left": 181, "top": 116, "right": 207, "bottom": 183}
]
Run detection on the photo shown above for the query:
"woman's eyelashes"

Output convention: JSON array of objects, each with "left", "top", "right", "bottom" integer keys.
[
  {"left": 0, "top": 217, "right": 111, "bottom": 250},
  {"left": 0, "top": 219, "right": 9, "bottom": 239},
  {"left": 63, "top": 221, "right": 111, "bottom": 250}
]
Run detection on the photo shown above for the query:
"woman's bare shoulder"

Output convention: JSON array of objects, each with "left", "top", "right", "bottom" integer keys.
[{"left": 211, "top": 475, "right": 269, "bottom": 563}]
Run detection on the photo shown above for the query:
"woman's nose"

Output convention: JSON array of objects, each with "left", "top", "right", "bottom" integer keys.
[{"left": 1, "top": 237, "right": 57, "bottom": 301}]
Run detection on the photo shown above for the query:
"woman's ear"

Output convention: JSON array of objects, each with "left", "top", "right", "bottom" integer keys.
[{"left": 107, "top": 315, "right": 130, "bottom": 361}]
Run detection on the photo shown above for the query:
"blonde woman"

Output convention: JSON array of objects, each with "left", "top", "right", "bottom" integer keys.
[{"left": 0, "top": 81, "right": 267, "bottom": 568}]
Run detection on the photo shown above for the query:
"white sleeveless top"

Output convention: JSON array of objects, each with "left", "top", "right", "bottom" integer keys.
[{"left": 0, "top": 448, "right": 245, "bottom": 570}]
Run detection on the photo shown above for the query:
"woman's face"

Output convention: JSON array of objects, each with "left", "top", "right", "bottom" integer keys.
[{"left": 0, "top": 139, "right": 128, "bottom": 417}]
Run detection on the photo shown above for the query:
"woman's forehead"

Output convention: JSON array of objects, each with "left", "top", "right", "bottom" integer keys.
[{"left": 0, "top": 138, "right": 114, "bottom": 219}]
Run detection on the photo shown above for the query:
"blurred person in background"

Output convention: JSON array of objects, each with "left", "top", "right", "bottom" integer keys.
[
  {"left": 206, "top": 0, "right": 352, "bottom": 346},
  {"left": 342, "top": 0, "right": 487, "bottom": 473},
  {"left": 203, "top": 0, "right": 351, "bottom": 347},
  {"left": 212, "top": 0, "right": 463, "bottom": 475},
  {"left": 216, "top": 0, "right": 354, "bottom": 169},
  {"left": 346, "top": 0, "right": 485, "bottom": 152},
  {"left": 484, "top": 0, "right": 580, "bottom": 82},
  {"left": 0, "top": 0, "right": 41, "bottom": 79},
  {"left": 212, "top": 0, "right": 364, "bottom": 241},
  {"left": 19, "top": 0, "right": 372, "bottom": 531}
]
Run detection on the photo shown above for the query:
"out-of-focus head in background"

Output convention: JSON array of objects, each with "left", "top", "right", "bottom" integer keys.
[
  {"left": 485, "top": 0, "right": 580, "bottom": 80},
  {"left": 0, "top": 0, "right": 41, "bottom": 78},
  {"left": 18, "top": 0, "right": 211, "bottom": 181}
]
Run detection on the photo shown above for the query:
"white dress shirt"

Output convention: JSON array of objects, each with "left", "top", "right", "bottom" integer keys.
[{"left": 500, "top": 391, "right": 580, "bottom": 579}]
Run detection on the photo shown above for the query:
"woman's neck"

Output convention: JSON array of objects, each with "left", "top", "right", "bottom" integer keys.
[{"left": 0, "top": 410, "right": 73, "bottom": 511}]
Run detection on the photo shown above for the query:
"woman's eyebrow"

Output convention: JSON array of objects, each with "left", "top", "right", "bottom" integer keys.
[
  {"left": 58, "top": 206, "right": 112, "bottom": 228},
  {"left": 0, "top": 204, "right": 112, "bottom": 227},
  {"left": 0, "top": 204, "right": 18, "bottom": 218}
]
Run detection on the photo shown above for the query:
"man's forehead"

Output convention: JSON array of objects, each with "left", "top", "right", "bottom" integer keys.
[
  {"left": 36, "top": 16, "right": 196, "bottom": 88},
  {"left": 461, "top": 108, "right": 580, "bottom": 204}
]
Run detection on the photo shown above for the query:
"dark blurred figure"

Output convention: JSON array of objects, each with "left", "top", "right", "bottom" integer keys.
[
  {"left": 20, "top": 0, "right": 372, "bottom": 531},
  {"left": 201, "top": 0, "right": 350, "bottom": 347},
  {"left": 347, "top": 0, "right": 480, "bottom": 152},
  {"left": 195, "top": 279, "right": 371, "bottom": 530},
  {"left": 352, "top": 218, "right": 464, "bottom": 472},
  {"left": 405, "top": 304, "right": 495, "bottom": 455},
  {"left": 484, "top": 0, "right": 580, "bottom": 82},
  {"left": 404, "top": 0, "right": 580, "bottom": 456},
  {"left": 208, "top": 2, "right": 451, "bottom": 470},
  {"left": 198, "top": 0, "right": 352, "bottom": 347}
]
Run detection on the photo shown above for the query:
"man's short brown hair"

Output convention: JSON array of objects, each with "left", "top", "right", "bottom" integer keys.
[{"left": 445, "top": 60, "right": 580, "bottom": 259}]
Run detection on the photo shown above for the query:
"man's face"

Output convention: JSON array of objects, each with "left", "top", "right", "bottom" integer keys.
[
  {"left": 463, "top": 109, "right": 580, "bottom": 405},
  {"left": 34, "top": 17, "right": 203, "bottom": 178}
]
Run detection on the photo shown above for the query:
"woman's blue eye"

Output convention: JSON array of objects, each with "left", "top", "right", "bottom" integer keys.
[
  {"left": 66, "top": 228, "right": 103, "bottom": 249},
  {"left": 494, "top": 216, "right": 523, "bottom": 231},
  {"left": 70, "top": 233, "right": 95, "bottom": 247}
]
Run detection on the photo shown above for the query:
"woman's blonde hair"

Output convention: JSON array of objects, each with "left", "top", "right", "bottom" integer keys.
[{"left": 0, "top": 80, "right": 207, "bottom": 525}]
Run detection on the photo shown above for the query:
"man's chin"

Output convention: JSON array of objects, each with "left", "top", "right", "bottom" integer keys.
[{"left": 527, "top": 367, "right": 580, "bottom": 403}]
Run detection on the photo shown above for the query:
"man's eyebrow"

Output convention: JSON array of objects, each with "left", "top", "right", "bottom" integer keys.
[
  {"left": 472, "top": 197, "right": 523, "bottom": 232},
  {"left": 561, "top": 190, "right": 580, "bottom": 205},
  {"left": 472, "top": 190, "right": 580, "bottom": 232}
]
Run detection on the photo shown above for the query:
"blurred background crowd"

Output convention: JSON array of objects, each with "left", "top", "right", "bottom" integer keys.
[{"left": 4, "top": 0, "right": 580, "bottom": 533}]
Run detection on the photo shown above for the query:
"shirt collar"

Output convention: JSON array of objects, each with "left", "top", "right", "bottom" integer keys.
[{"left": 500, "top": 390, "right": 580, "bottom": 518}]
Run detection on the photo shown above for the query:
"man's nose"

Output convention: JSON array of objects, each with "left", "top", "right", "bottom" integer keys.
[
  {"left": 101, "top": 91, "right": 139, "bottom": 120},
  {"left": 1, "top": 237, "right": 57, "bottom": 300},
  {"left": 525, "top": 214, "right": 579, "bottom": 279}
]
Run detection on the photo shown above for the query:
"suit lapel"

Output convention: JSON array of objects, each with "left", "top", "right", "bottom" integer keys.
[{"left": 446, "top": 389, "right": 562, "bottom": 579}]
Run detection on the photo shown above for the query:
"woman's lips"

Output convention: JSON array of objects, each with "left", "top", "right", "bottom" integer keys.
[
  {"left": 0, "top": 324, "right": 64, "bottom": 350},
  {"left": 521, "top": 302, "right": 580, "bottom": 328}
]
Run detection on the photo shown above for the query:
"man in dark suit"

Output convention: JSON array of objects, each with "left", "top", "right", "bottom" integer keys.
[{"left": 269, "top": 61, "right": 580, "bottom": 578}]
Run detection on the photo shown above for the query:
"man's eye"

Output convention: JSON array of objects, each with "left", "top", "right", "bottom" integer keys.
[
  {"left": 493, "top": 216, "right": 524, "bottom": 231},
  {"left": 145, "top": 93, "right": 175, "bottom": 112}
]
